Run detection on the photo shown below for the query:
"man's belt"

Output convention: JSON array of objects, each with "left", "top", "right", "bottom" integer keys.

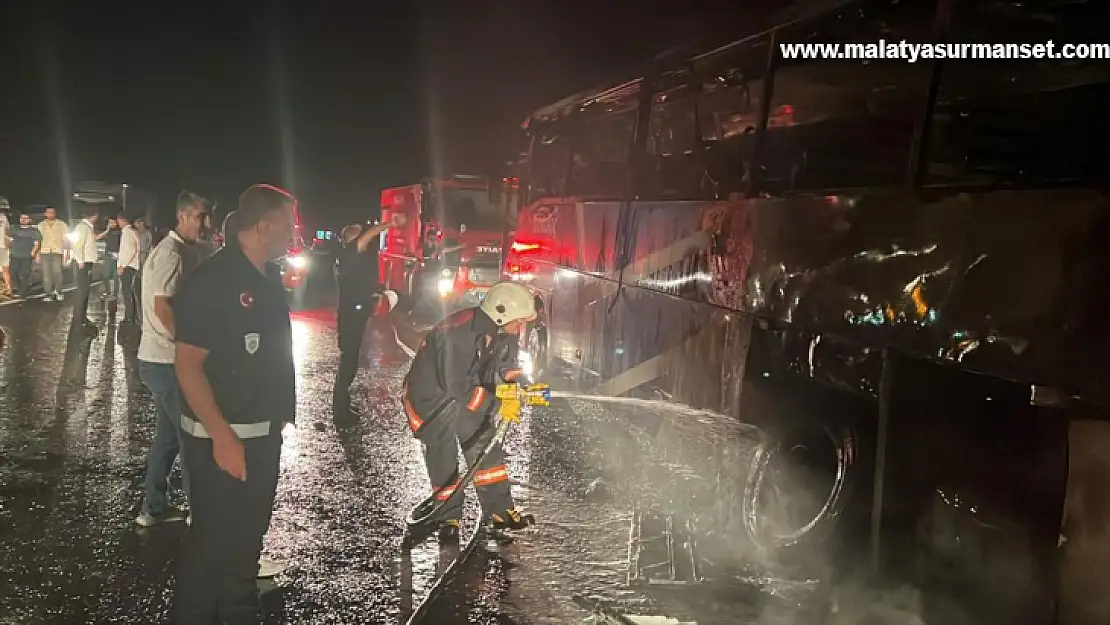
[{"left": 180, "top": 415, "right": 272, "bottom": 439}]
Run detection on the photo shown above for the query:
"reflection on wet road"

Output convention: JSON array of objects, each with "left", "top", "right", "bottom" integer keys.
[{"left": 0, "top": 287, "right": 767, "bottom": 624}]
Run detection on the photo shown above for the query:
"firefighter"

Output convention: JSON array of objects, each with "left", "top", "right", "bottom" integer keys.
[{"left": 403, "top": 281, "right": 536, "bottom": 538}]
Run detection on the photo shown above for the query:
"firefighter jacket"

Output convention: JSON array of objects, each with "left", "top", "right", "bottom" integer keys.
[{"left": 403, "top": 307, "right": 524, "bottom": 433}]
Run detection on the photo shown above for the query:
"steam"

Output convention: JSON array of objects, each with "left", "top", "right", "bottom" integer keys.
[{"left": 539, "top": 393, "right": 937, "bottom": 625}]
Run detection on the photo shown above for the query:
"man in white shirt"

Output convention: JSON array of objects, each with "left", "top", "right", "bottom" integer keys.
[
  {"left": 116, "top": 213, "right": 142, "bottom": 324},
  {"left": 135, "top": 191, "right": 209, "bottom": 526},
  {"left": 0, "top": 212, "right": 12, "bottom": 297},
  {"left": 71, "top": 205, "right": 101, "bottom": 329},
  {"left": 37, "top": 207, "right": 69, "bottom": 302}
]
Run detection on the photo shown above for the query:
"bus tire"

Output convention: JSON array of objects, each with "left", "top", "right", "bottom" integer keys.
[{"left": 741, "top": 422, "right": 858, "bottom": 562}]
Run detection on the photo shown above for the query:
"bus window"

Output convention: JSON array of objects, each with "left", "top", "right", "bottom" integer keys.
[
  {"left": 646, "top": 85, "right": 704, "bottom": 199},
  {"left": 569, "top": 105, "right": 637, "bottom": 198},
  {"left": 529, "top": 126, "right": 572, "bottom": 202},
  {"left": 649, "top": 88, "right": 697, "bottom": 157},
  {"left": 925, "top": 1, "right": 1110, "bottom": 187},
  {"left": 693, "top": 35, "right": 772, "bottom": 198},
  {"left": 762, "top": 0, "right": 935, "bottom": 193}
]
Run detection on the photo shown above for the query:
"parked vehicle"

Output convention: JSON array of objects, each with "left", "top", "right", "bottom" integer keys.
[{"left": 380, "top": 175, "right": 512, "bottom": 321}]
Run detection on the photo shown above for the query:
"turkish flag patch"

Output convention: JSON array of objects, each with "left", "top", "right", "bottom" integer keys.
[{"left": 240, "top": 290, "right": 254, "bottom": 309}]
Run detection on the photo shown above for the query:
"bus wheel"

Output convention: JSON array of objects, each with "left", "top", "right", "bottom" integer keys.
[
  {"left": 525, "top": 323, "right": 548, "bottom": 380},
  {"left": 741, "top": 424, "right": 857, "bottom": 561}
]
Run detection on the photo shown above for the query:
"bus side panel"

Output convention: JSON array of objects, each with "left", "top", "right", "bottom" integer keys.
[
  {"left": 518, "top": 191, "right": 1085, "bottom": 621},
  {"left": 511, "top": 200, "right": 624, "bottom": 384},
  {"left": 575, "top": 202, "right": 624, "bottom": 385}
]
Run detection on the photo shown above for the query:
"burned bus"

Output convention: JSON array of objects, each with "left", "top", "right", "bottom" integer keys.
[{"left": 505, "top": 0, "right": 1110, "bottom": 623}]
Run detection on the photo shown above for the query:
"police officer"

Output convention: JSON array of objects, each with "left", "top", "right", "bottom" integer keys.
[
  {"left": 333, "top": 215, "right": 405, "bottom": 418},
  {"left": 172, "top": 183, "right": 297, "bottom": 624},
  {"left": 402, "top": 281, "right": 537, "bottom": 538}
]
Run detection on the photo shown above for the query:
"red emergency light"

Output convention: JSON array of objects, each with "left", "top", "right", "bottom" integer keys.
[{"left": 510, "top": 241, "right": 541, "bottom": 253}]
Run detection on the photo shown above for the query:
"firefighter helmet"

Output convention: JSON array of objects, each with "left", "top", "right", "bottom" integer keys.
[{"left": 480, "top": 282, "right": 537, "bottom": 326}]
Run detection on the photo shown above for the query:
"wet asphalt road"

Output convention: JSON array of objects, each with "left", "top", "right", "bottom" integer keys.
[{"left": 0, "top": 272, "right": 796, "bottom": 625}]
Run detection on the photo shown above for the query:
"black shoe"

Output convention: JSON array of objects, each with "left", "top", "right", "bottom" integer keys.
[
  {"left": 333, "top": 409, "right": 359, "bottom": 429},
  {"left": 332, "top": 395, "right": 361, "bottom": 424},
  {"left": 438, "top": 519, "right": 461, "bottom": 541},
  {"left": 489, "top": 509, "right": 534, "bottom": 531}
]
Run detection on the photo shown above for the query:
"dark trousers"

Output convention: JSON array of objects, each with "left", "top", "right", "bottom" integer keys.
[
  {"left": 414, "top": 404, "right": 513, "bottom": 522},
  {"left": 10, "top": 256, "right": 32, "bottom": 297},
  {"left": 73, "top": 263, "right": 94, "bottom": 325},
  {"left": 173, "top": 431, "right": 282, "bottom": 625},
  {"left": 333, "top": 299, "right": 374, "bottom": 403},
  {"left": 101, "top": 254, "right": 118, "bottom": 297},
  {"left": 120, "top": 267, "right": 140, "bottom": 322}
]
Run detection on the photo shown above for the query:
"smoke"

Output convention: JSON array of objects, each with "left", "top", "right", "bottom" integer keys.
[{"left": 546, "top": 394, "right": 939, "bottom": 625}]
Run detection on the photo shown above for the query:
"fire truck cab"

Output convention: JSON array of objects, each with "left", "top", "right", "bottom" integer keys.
[{"left": 379, "top": 175, "right": 510, "bottom": 321}]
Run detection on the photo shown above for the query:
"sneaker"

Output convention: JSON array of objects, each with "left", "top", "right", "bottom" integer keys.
[
  {"left": 489, "top": 508, "right": 534, "bottom": 531},
  {"left": 134, "top": 505, "right": 188, "bottom": 528},
  {"left": 257, "top": 557, "right": 288, "bottom": 578}
]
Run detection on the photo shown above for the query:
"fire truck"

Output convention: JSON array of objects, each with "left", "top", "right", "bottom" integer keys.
[{"left": 379, "top": 175, "right": 511, "bottom": 320}]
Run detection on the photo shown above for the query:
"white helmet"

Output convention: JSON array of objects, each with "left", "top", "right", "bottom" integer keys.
[{"left": 480, "top": 281, "right": 537, "bottom": 326}]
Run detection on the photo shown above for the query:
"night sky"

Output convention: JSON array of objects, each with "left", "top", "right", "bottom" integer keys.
[{"left": 0, "top": 0, "right": 766, "bottom": 229}]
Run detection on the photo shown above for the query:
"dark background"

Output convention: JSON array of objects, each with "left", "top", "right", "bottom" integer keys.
[{"left": 0, "top": 0, "right": 779, "bottom": 229}]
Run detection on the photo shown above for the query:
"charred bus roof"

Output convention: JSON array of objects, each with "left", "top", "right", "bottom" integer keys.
[
  {"left": 523, "top": 0, "right": 863, "bottom": 127},
  {"left": 523, "top": 0, "right": 1108, "bottom": 129}
]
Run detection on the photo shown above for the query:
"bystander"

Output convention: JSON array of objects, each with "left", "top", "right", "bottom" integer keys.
[
  {"left": 10, "top": 213, "right": 41, "bottom": 298},
  {"left": 135, "top": 192, "right": 209, "bottom": 527},
  {"left": 37, "top": 207, "right": 68, "bottom": 302}
]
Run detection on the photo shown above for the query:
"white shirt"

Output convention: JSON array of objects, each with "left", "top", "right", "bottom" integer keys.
[
  {"left": 139, "top": 231, "right": 196, "bottom": 363},
  {"left": 72, "top": 219, "right": 99, "bottom": 265},
  {"left": 118, "top": 226, "right": 141, "bottom": 270},
  {"left": 38, "top": 219, "right": 69, "bottom": 254}
]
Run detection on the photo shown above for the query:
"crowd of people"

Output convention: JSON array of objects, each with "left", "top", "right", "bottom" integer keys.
[
  {"left": 0, "top": 206, "right": 153, "bottom": 306},
  {"left": 11, "top": 183, "right": 540, "bottom": 623}
]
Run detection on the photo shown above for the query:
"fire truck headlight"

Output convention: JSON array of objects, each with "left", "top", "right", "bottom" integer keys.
[
  {"left": 66, "top": 232, "right": 79, "bottom": 244},
  {"left": 437, "top": 277, "right": 454, "bottom": 297},
  {"left": 288, "top": 254, "right": 309, "bottom": 270}
]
